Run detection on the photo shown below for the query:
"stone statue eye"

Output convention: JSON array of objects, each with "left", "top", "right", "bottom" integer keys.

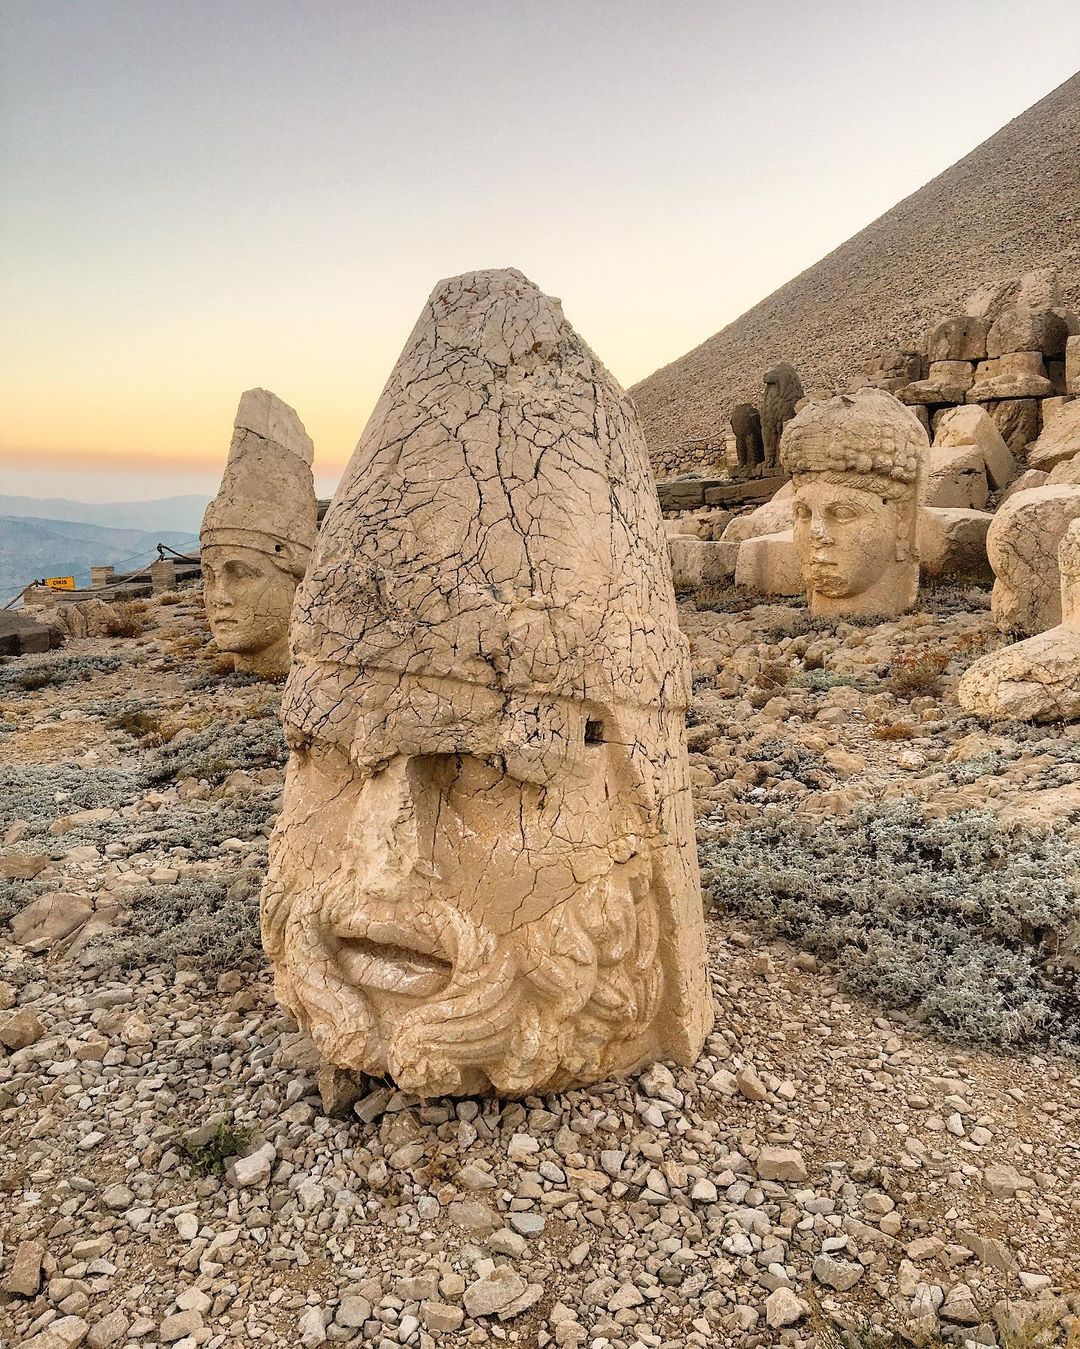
[{"left": 584, "top": 719, "right": 605, "bottom": 746}]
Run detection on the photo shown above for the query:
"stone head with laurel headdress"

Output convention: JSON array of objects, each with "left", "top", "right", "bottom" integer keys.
[{"left": 779, "top": 388, "right": 926, "bottom": 618}]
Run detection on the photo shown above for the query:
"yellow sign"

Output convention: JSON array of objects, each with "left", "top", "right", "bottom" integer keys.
[{"left": 45, "top": 576, "right": 76, "bottom": 591}]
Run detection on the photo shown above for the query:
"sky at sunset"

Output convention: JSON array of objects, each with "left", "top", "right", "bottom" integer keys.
[{"left": 2, "top": 0, "right": 1079, "bottom": 502}]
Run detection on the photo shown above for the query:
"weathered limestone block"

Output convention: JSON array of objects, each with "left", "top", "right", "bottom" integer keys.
[
  {"left": 734, "top": 530, "right": 803, "bottom": 596},
  {"left": 959, "top": 521, "right": 1080, "bottom": 722},
  {"left": 863, "top": 347, "right": 922, "bottom": 391},
  {"left": 898, "top": 364, "right": 973, "bottom": 406},
  {"left": 983, "top": 352, "right": 1051, "bottom": 381},
  {"left": 730, "top": 403, "right": 764, "bottom": 474},
  {"left": 987, "top": 399, "right": 1041, "bottom": 456},
  {"left": 917, "top": 508, "right": 993, "bottom": 583},
  {"left": 1067, "top": 336, "right": 1080, "bottom": 395},
  {"left": 1026, "top": 401, "right": 1080, "bottom": 472},
  {"left": 929, "top": 360, "right": 975, "bottom": 391},
  {"left": 926, "top": 316, "right": 989, "bottom": 363},
  {"left": 966, "top": 269, "right": 1060, "bottom": 321},
  {"left": 201, "top": 389, "right": 317, "bottom": 679},
  {"left": 987, "top": 308, "right": 1069, "bottom": 360},
  {"left": 988, "top": 484, "right": 1080, "bottom": 635},
  {"left": 1048, "top": 456, "right": 1080, "bottom": 487},
  {"left": 999, "top": 468, "right": 1049, "bottom": 504},
  {"left": 0, "top": 612, "right": 62, "bottom": 657},
  {"left": 669, "top": 537, "right": 703, "bottom": 590},
  {"left": 761, "top": 363, "right": 803, "bottom": 470},
  {"left": 933, "top": 405, "right": 1014, "bottom": 489},
  {"left": 968, "top": 353, "right": 1053, "bottom": 403},
  {"left": 1041, "top": 396, "right": 1070, "bottom": 428},
  {"left": 779, "top": 390, "right": 925, "bottom": 619},
  {"left": 924, "top": 445, "right": 988, "bottom": 511},
  {"left": 11, "top": 892, "right": 94, "bottom": 954},
  {"left": 657, "top": 480, "right": 706, "bottom": 511},
  {"left": 260, "top": 268, "right": 712, "bottom": 1097},
  {"left": 721, "top": 492, "right": 794, "bottom": 543},
  {"left": 669, "top": 538, "right": 739, "bottom": 589}
]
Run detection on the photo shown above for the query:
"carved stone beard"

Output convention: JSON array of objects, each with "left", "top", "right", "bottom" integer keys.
[{"left": 261, "top": 749, "right": 663, "bottom": 1097}]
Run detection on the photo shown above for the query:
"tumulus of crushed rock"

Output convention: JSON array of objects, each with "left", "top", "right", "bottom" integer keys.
[{"left": 631, "top": 71, "right": 1080, "bottom": 475}]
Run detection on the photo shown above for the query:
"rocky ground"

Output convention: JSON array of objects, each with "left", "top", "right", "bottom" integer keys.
[{"left": 1, "top": 589, "right": 1077, "bottom": 1349}]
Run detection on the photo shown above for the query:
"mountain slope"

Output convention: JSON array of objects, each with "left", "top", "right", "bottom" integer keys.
[
  {"left": 0, "top": 494, "right": 210, "bottom": 533},
  {"left": 0, "top": 517, "right": 197, "bottom": 602},
  {"left": 631, "top": 71, "right": 1080, "bottom": 474}
]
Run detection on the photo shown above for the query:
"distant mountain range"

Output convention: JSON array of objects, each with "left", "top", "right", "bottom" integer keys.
[
  {"left": 0, "top": 493, "right": 211, "bottom": 534},
  {"left": 0, "top": 516, "right": 198, "bottom": 604}
]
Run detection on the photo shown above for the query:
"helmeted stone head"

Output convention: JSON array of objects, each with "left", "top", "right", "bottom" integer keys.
[
  {"left": 260, "top": 268, "right": 712, "bottom": 1097},
  {"left": 200, "top": 389, "right": 318, "bottom": 677},
  {"left": 780, "top": 389, "right": 925, "bottom": 618}
]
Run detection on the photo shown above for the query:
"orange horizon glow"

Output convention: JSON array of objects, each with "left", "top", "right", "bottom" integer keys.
[{"left": 3, "top": 2, "right": 1079, "bottom": 501}]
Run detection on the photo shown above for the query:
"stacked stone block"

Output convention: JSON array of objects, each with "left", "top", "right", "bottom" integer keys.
[{"left": 877, "top": 271, "right": 1078, "bottom": 457}]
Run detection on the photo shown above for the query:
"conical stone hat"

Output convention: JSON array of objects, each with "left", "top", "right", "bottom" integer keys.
[
  {"left": 201, "top": 388, "right": 318, "bottom": 573},
  {"left": 290, "top": 268, "right": 689, "bottom": 731}
]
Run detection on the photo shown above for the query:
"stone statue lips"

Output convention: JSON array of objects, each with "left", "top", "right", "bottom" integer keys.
[{"left": 326, "top": 916, "right": 452, "bottom": 999}]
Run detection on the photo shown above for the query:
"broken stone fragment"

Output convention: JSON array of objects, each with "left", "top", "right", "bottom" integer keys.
[
  {"left": 1026, "top": 400, "right": 1080, "bottom": 472},
  {"left": 755, "top": 1146, "right": 809, "bottom": 1182},
  {"left": 987, "top": 484, "right": 1080, "bottom": 635},
  {"left": 765, "top": 1287, "right": 806, "bottom": 1328},
  {"left": 0, "top": 852, "right": 48, "bottom": 880},
  {"left": 9, "top": 892, "right": 94, "bottom": 953},
  {"left": 917, "top": 508, "right": 993, "bottom": 584},
  {"left": 734, "top": 529, "right": 803, "bottom": 596},
  {"left": 933, "top": 404, "right": 1015, "bottom": 489},
  {"left": 227, "top": 1140, "right": 276, "bottom": 1188},
  {"left": 2, "top": 1239, "right": 46, "bottom": 1296},
  {"left": 812, "top": 1253, "right": 864, "bottom": 1291},
  {"left": 960, "top": 519, "right": 1080, "bottom": 721}
]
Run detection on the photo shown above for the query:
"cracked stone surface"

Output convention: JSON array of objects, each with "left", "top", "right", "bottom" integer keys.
[
  {"left": 200, "top": 389, "right": 318, "bottom": 679},
  {"left": 779, "top": 390, "right": 925, "bottom": 619},
  {"left": 260, "top": 268, "right": 712, "bottom": 1098},
  {"left": 960, "top": 520, "right": 1080, "bottom": 722},
  {"left": 987, "top": 483, "right": 1080, "bottom": 635},
  {"left": 1026, "top": 401, "right": 1080, "bottom": 473}
]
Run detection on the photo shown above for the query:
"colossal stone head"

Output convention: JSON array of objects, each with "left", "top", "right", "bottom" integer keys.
[
  {"left": 260, "top": 268, "right": 712, "bottom": 1097},
  {"left": 958, "top": 520, "right": 1080, "bottom": 723},
  {"left": 200, "top": 390, "right": 318, "bottom": 677},
  {"left": 780, "top": 389, "right": 925, "bottom": 619}
]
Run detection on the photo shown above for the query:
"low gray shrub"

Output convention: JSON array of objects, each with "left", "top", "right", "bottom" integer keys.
[
  {"left": 95, "top": 877, "right": 262, "bottom": 973},
  {"left": 0, "top": 653, "right": 123, "bottom": 692},
  {"left": 145, "top": 717, "right": 285, "bottom": 786},
  {"left": 700, "top": 802, "right": 1080, "bottom": 1056},
  {"left": 792, "top": 668, "right": 859, "bottom": 692},
  {"left": 0, "top": 764, "right": 146, "bottom": 836}
]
